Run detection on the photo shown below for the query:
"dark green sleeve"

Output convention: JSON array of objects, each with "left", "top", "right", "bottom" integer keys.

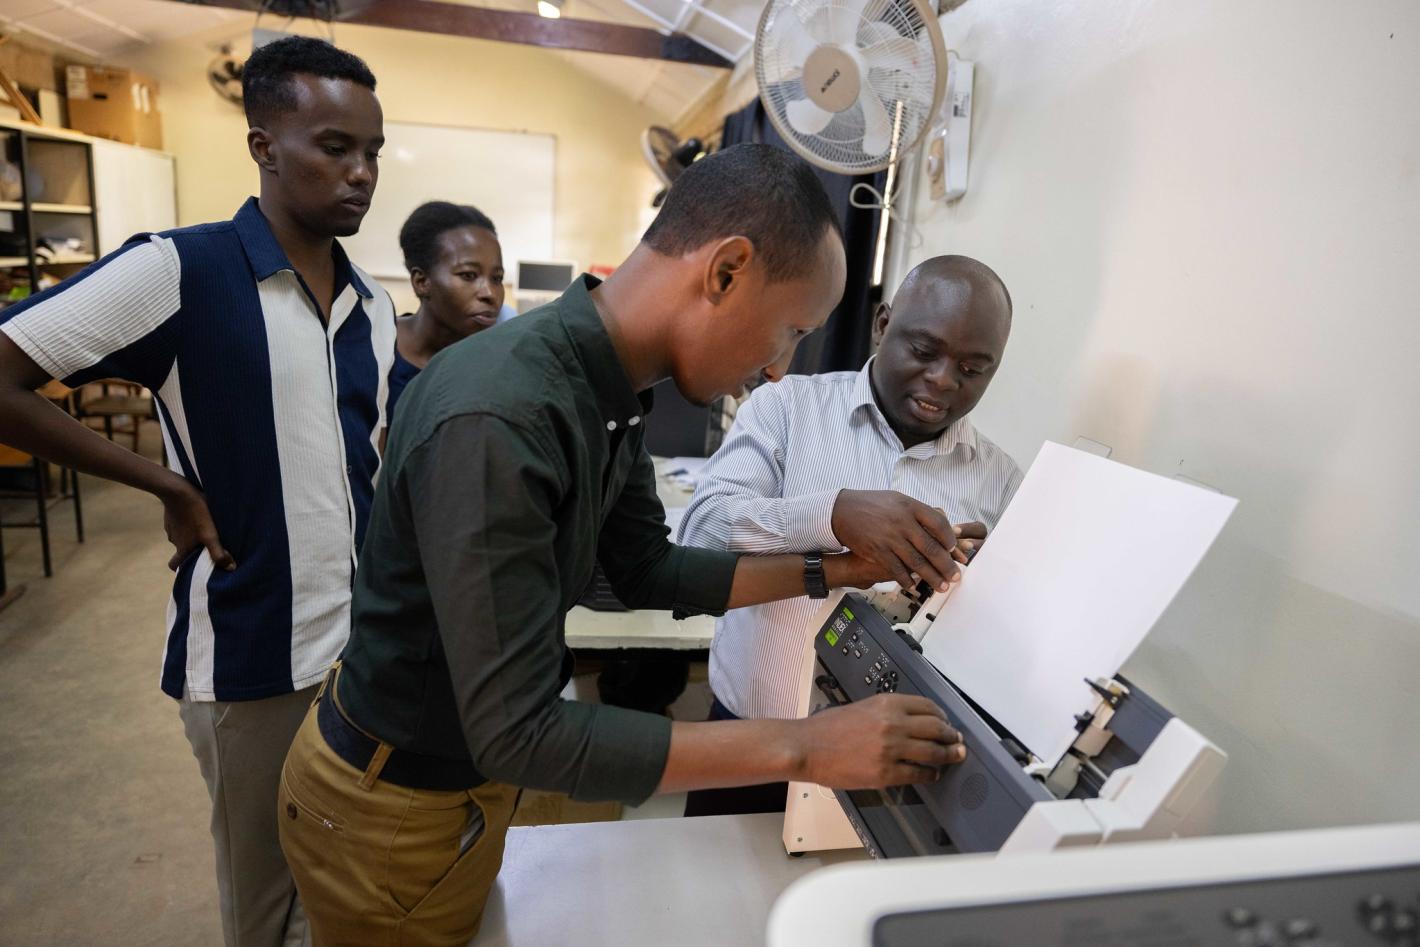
[
  {"left": 405, "top": 414, "right": 671, "bottom": 804},
  {"left": 595, "top": 445, "right": 739, "bottom": 616}
]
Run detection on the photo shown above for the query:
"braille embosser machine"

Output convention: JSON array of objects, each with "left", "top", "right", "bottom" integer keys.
[{"left": 781, "top": 442, "right": 1238, "bottom": 863}]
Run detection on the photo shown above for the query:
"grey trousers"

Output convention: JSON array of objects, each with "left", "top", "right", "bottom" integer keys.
[{"left": 180, "top": 684, "right": 318, "bottom": 947}]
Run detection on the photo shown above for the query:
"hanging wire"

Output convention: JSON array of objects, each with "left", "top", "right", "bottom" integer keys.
[
  {"left": 859, "top": 99, "right": 926, "bottom": 289},
  {"left": 852, "top": 172, "right": 925, "bottom": 274}
]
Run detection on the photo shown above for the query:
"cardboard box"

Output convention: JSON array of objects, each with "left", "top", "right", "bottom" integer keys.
[{"left": 64, "top": 65, "right": 162, "bottom": 150}]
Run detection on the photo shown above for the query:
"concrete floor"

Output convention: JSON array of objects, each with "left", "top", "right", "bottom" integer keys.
[
  {"left": 0, "top": 457, "right": 223, "bottom": 945},
  {"left": 0, "top": 426, "right": 707, "bottom": 945}
]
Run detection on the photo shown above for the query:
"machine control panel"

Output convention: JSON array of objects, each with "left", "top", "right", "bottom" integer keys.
[
  {"left": 824, "top": 609, "right": 901, "bottom": 694},
  {"left": 812, "top": 593, "right": 1057, "bottom": 857},
  {"left": 871, "top": 863, "right": 1420, "bottom": 947}
]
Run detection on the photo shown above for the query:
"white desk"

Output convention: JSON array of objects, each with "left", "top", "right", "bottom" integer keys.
[
  {"left": 563, "top": 606, "right": 716, "bottom": 651},
  {"left": 473, "top": 813, "right": 867, "bottom": 947},
  {"left": 563, "top": 457, "right": 715, "bottom": 653}
]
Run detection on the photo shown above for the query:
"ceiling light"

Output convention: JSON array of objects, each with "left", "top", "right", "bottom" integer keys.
[{"left": 537, "top": 0, "right": 562, "bottom": 17}]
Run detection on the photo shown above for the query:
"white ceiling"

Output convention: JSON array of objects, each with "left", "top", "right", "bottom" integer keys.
[
  {"left": 0, "top": 0, "right": 758, "bottom": 124},
  {"left": 0, "top": 0, "right": 241, "bottom": 59}
]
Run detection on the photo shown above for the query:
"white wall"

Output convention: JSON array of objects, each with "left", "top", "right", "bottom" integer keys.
[{"left": 893, "top": 0, "right": 1420, "bottom": 834}]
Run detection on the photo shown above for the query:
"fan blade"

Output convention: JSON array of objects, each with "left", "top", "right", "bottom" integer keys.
[
  {"left": 791, "top": 4, "right": 833, "bottom": 47},
  {"left": 827, "top": 0, "right": 873, "bottom": 47},
  {"left": 858, "top": 20, "right": 897, "bottom": 47},
  {"left": 860, "top": 92, "right": 893, "bottom": 156},
  {"left": 782, "top": 12, "right": 821, "bottom": 64},
  {"left": 787, "top": 97, "right": 835, "bottom": 136},
  {"left": 861, "top": 33, "right": 919, "bottom": 75}
]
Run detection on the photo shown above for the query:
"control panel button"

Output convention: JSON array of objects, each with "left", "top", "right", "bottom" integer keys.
[
  {"left": 1223, "top": 907, "right": 1256, "bottom": 929},
  {"left": 1359, "top": 895, "right": 1393, "bottom": 918},
  {"left": 1365, "top": 913, "right": 1392, "bottom": 937},
  {"left": 1283, "top": 918, "right": 1318, "bottom": 939},
  {"left": 1250, "top": 920, "right": 1283, "bottom": 946}
]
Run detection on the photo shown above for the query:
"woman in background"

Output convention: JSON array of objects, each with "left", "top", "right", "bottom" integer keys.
[{"left": 387, "top": 201, "right": 506, "bottom": 417}]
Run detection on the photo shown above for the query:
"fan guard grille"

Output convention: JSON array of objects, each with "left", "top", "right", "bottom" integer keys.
[{"left": 755, "top": 0, "right": 945, "bottom": 175}]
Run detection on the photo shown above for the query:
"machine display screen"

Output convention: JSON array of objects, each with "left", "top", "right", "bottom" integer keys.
[{"left": 822, "top": 605, "right": 857, "bottom": 649}]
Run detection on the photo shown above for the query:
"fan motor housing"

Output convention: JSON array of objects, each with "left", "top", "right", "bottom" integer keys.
[{"left": 803, "top": 45, "right": 862, "bottom": 113}]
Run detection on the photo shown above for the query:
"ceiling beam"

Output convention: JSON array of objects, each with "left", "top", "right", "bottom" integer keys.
[{"left": 178, "top": 0, "right": 733, "bottom": 68}]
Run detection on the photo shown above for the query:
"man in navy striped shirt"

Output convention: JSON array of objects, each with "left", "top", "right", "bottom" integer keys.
[
  {"left": 0, "top": 38, "right": 392, "bottom": 947},
  {"left": 680, "top": 255, "right": 1024, "bottom": 817}
]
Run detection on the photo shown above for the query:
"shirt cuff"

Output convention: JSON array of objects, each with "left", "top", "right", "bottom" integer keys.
[
  {"left": 784, "top": 489, "right": 844, "bottom": 552},
  {"left": 669, "top": 545, "right": 739, "bottom": 618},
  {"left": 572, "top": 704, "right": 673, "bottom": 805}
]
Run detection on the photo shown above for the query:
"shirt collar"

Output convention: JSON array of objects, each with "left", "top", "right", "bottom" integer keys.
[
  {"left": 558, "top": 274, "right": 651, "bottom": 432},
  {"left": 851, "top": 356, "right": 981, "bottom": 459},
  {"left": 233, "top": 197, "right": 372, "bottom": 300}
]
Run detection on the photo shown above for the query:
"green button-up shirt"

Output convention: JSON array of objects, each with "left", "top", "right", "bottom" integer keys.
[{"left": 338, "top": 276, "right": 739, "bottom": 804}]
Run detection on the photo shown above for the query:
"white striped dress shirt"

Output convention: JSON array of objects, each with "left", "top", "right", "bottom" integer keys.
[{"left": 677, "top": 360, "right": 1024, "bottom": 719}]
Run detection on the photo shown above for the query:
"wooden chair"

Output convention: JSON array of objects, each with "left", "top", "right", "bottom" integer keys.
[
  {"left": 0, "top": 382, "right": 85, "bottom": 579},
  {"left": 76, "top": 380, "right": 156, "bottom": 454},
  {"left": 0, "top": 444, "right": 83, "bottom": 578}
]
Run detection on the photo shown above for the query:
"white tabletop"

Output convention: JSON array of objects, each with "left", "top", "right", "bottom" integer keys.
[
  {"left": 563, "top": 606, "right": 716, "bottom": 650},
  {"left": 562, "top": 457, "right": 715, "bottom": 652},
  {"left": 473, "top": 813, "right": 868, "bottom": 947}
]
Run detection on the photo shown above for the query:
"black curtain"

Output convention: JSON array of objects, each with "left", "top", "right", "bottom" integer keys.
[{"left": 721, "top": 98, "right": 886, "bottom": 376}]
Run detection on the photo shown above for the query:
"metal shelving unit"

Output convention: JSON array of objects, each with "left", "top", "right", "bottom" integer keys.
[{"left": 0, "top": 123, "right": 99, "bottom": 313}]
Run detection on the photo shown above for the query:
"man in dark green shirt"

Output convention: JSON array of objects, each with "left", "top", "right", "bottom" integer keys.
[{"left": 279, "top": 144, "right": 970, "bottom": 945}]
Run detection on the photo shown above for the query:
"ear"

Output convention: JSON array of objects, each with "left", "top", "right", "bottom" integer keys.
[
  {"left": 409, "top": 267, "right": 430, "bottom": 301},
  {"left": 871, "top": 302, "right": 891, "bottom": 347},
  {"left": 702, "top": 236, "right": 754, "bottom": 304},
  {"left": 247, "top": 126, "right": 277, "bottom": 174}
]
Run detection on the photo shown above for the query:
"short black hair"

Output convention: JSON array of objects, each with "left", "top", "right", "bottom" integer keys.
[
  {"left": 242, "top": 36, "right": 376, "bottom": 127},
  {"left": 641, "top": 143, "right": 843, "bottom": 282},
  {"left": 399, "top": 201, "right": 498, "bottom": 273}
]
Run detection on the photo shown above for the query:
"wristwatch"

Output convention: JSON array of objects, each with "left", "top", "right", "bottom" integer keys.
[{"left": 803, "top": 553, "right": 828, "bottom": 599}]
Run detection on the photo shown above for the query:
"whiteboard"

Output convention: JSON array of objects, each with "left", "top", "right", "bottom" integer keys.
[
  {"left": 91, "top": 140, "right": 176, "bottom": 254},
  {"left": 344, "top": 121, "right": 555, "bottom": 283}
]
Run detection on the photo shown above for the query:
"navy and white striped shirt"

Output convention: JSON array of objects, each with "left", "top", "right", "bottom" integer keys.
[
  {"left": 0, "top": 198, "right": 397, "bottom": 702},
  {"left": 678, "top": 361, "right": 1024, "bottom": 719}
]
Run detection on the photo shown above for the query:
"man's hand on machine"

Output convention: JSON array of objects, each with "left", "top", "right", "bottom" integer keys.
[
  {"left": 829, "top": 489, "right": 963, "bottom": 592},
  {"left": 953, "top": 520, "right": 988, "bottom": 564},
  {"left": 796, "top": 693, "right": 965, "bottom": 788}
]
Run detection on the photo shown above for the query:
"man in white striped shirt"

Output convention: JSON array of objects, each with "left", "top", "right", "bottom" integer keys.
[{"left": 678, "top": 255, "right": 1023, "bottom": 816}]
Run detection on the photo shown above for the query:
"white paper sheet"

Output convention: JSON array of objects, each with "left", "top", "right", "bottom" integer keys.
[{"left": 922, "top": 441, "right": 1237, "bottom": 766}]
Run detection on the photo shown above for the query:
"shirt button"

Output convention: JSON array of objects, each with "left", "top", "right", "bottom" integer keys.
[
  {"left": 286, "top": 803, "right": 297, "bottom": 820},
  {"left": 606, "top": 420, "right": 617, "bottom": 431}
]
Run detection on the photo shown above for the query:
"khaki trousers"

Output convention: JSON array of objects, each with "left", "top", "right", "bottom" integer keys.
[
  {"left": 179, "top": 685, "right": 317, "bottom": 947},
  {"left": 278, "top": 692, "right": 520, "bottom": 947}
]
